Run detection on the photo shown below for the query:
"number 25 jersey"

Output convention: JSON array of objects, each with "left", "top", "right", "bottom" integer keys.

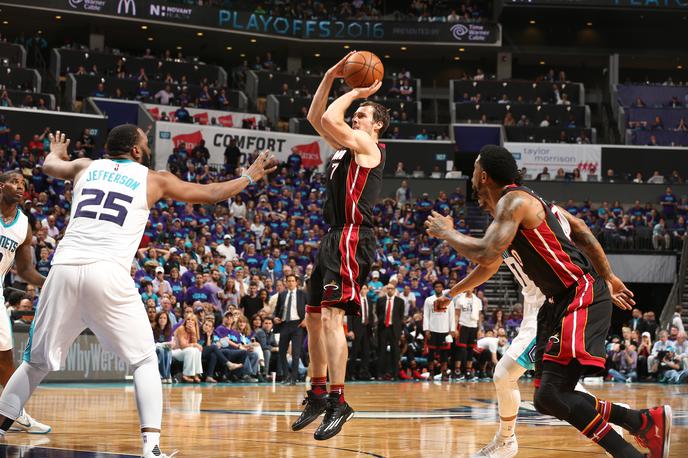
[{"left": 52, "top": 159, "right": 149, "bottom": 269}]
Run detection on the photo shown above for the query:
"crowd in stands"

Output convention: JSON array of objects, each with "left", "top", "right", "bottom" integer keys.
[
  {"left": 605, "top": 307, "right": 688, "bottom": 384},
  {"left": 168, "top": 0, "right": 488, "bottom": 22},
  {"left": 1, "top": 115, "right": 687, "bottom": 383}
]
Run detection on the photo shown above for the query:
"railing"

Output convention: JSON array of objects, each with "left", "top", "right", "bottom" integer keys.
[{"left": 659, "top": 240, "right": 688, "bottom": 329}]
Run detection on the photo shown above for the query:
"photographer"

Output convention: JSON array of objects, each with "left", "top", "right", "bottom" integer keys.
[
  {"left": 658, "top": 350, "right": 684, "bottom": 383},
  {"left": 648, "top": 330, "right": 674, "bottom": 379},
  {"left": 608, "top": 343, "right": 638, "bottom": 383}
]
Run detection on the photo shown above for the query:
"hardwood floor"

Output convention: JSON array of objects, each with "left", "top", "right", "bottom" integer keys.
[{"left": 1, "top": 380, "right": 685, "bottom": 457}]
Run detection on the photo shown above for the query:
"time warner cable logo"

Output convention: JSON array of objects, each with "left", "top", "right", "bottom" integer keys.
[
  {"left": 450, "top": 24, "right": 469, "bottom": 39},
  {"left": 117, "top": 0, "right": 137, "bottom": 16}
]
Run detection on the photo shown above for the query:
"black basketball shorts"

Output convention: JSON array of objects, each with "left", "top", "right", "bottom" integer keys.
[
  {"left": 533, "top": 272, "right": 611, "bottom": 384},
  {"left": 307, "top": 226, "right": 376, "bottom": 316}
]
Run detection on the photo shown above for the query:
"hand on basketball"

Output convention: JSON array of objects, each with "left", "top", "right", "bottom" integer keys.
[
  {"left": 606, "top": 274, "right": 635, "bottom": 311},
  {"left": 350, "top": 79, "right": 382, "bottom": 99},
  {"left": 434, "top": 296, "right": 451, "bottom": 312},
  {"left": 425, "top": 211, "right": 455, "bottom": 240},
  {"left": 327, "top": 51, "right": 357, "bottom": 78},
  {"left": 49, "top": 130, "right": 70, "bottom": 160},
  {"left": 243, "top": 149, "right": 277, "bottom": 182}
]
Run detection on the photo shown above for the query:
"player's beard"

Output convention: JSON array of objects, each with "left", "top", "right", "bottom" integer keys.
[{"left": 141, "top": 148, "right": 152, "bottom": 168}]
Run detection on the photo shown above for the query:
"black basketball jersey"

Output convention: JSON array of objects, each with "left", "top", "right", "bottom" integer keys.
[
  {"left": 502, "top": 184, "right": 593, "bottom": 298},
  {"left": 323, "top": 144, "right": 385, "bottom": 228}
]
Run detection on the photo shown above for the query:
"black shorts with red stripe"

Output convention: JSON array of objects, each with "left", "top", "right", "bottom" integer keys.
[
  {"left": 428, "top": 332, "right": 451, "bottom": 351},
  {"left": 306, "top": 225, "right": 376, "bottom": 316},
  {"left": 533, "top": 272, "right": 611, "bottom": 381}
]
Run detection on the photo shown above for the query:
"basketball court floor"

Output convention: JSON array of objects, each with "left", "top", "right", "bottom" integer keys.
[{"left": 0, "top": 381, "right": 685, "bottom": 457}]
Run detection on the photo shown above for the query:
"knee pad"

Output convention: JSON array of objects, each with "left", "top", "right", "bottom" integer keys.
[{"left": 534, "top": 381, "right": 571, "bottom": 421}]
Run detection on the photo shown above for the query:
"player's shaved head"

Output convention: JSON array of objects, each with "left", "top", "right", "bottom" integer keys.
[
  {"left": 106, "top": 124, "right": 142, "bottom": 157},
  {"left": 476, "top": 145, "right": 519, "bottom": 187}
]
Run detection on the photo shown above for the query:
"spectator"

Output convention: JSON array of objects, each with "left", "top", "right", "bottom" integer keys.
[
  {"left": 153, "top": 311, "right": 173, "bottom": 384},
  {"left": 254, "top": 315, "right": 278, "bottom": 377},
  {"left": 240, "top": 282, "right": 263, "bottom": 320},
  {"left": 376, "top": 284, "right": 404, "bottom": 380},
  {"left": 671, "top": 305, "right": 685, "bottom": 334},
  {"left": 608, "top": 342, "right": 638, "bottom": 383},
  {"left": 395, "top": 180, "right": 411, "bottom": 207},
  {"left": 155, "top": 84, "right": 175, "bottom": 105},
  {"left": 394, "top": 162, "right": 408, "bottom": 177},
  {"left": 171, "top": 315, "right": 204, "bottom": 383},
  {"left": 652, "top": 218, "right": 671, "bottom": 250}
]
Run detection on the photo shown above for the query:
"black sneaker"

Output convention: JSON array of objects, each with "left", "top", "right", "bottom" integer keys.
[
  {"left": 291, "top": 390, "right": 328, "bottom": 431},
  {"left": 313, "top": 395, "right": 355, "bottom": 441}
]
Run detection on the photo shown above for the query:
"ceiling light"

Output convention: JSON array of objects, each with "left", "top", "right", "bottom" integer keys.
[
  {"left": 384, "top": 54, "right": 390, "bottom": 58},
  {"left": 314, "top": 53, "right": 320, "bottom": 57},
  {"left": 529, "top": 20, "right": 536, "bottom": 25},
  {"left": 400, "top": 46, "right": 407, "bottom": 51},
  {"left": 196, "top": 32, "right": 203, "bottom": 37},
  {"left": 250, "top": 38, "right": 257, "bottom": 43},
  {"left": 453, "top": 56, "right": 461, "bottom": 61},
  {"left": 586, "top": 21, "right": 593, "bottom": 26},
  {"left": 2, "top": 21, "right": 8, "bottom": 25},
  {"left": 343, "top": 45, "right": 350, "bottom": 49},
  {"left": 539, "top": 60, "right": 546, "bottom": 65},
  {"left": 176, "top": 46, "right": 183, "bottom": 50},
  {"left": 678, "top": 65, "right": 684, "bottom": 70},
  {"left": 226, "top": 46, "right": 232, "bottom": 51},
  {"left": 141, "top": 25, "right": 148, "bottom": 30},
  {"left": 55, "top": 15, "right": 62, "bottom": 20},
  {"left": 459, "top": 48, "right": 465, "bottom": 52},
  {"left": 147, "top": 37, "right": 154, "bottom": 41},
  {"left": 240, "top": 53, "right": 246, "bottom": 57}
]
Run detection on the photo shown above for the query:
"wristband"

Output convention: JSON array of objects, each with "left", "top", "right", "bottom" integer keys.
[
  {"left": 443, "top": 293, "right": 453, "bottom": 300},
  {"left": 241, "top": 174, "right": 254, "bottom": 185}
]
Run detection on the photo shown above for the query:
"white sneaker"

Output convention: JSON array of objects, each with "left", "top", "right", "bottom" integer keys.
[
  {"left": 9, "top": 410, "right": 51, "bottom": 434},
  {"left": 142, "top": 445, "right": 178, "bottom": 458},
  {"left": 472, "top": 434, "right": 518, "bottom": 458}
]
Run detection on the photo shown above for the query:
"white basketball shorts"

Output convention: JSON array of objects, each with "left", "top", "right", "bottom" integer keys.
[
  {"left": 23, "top": 261, "right": 155, "bottom": 371},
  {"left": 0, "top": 301, "right": 13, "bottom": 351}
]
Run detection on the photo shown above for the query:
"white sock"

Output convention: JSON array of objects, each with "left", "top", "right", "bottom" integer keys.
[
  {"left": 142, "top": 431, "right": 160, "bottom": 455},
  {"left": 499, "top": 418, "right": 517, "bottom": 438}
]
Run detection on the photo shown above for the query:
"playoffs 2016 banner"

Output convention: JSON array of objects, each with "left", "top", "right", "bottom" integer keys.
[
  {"left": 145, "top": 104, "right": 266, "bottom": 128},
  {"left": 155, "top": 121, "right": 335, "bottom": 171},
  {"left": 505, "top": 142, "right": 602, "bottom": 180}
]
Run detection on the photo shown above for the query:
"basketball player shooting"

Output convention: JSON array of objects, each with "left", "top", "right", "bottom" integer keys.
[
  {"left": 426, "top": 145, "right": 671, "bottom": 458},
  {"left": 291, "top": 52, "right": 389, "bottom": 440},
  {"left": 0, "top": 126, "right": 276, "bottom": 457},
  {"left": 0, "top": 172, "right": 50, "bottom": 434}
]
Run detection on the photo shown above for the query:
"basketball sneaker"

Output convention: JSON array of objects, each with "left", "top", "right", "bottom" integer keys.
[
  {"left": 313, "top": 395, "right": 354, "bottom": 441},
  {"left": 142, "top": 445, "right": 178, "bottom": 458},
  {"left": 471, "top": 433, "right": 518, "bottom": 458},
  {"left": 633, "top": 405, "right": 672, "bottom": 458},
  {"left": 291, "top": 390, "right": 328, "bottom": 431},
  {"left": 9, "top": 410, "right": 51, "bottom": 434}
]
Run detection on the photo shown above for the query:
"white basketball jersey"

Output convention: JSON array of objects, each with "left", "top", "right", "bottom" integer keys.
[
  {"left": 0, "top": 209, "right": 28, "bottom": 287},
  {"left": 502, "top": 250, "right": 546, "bottom": 322},
  {"left": 53, "top": 159, "right": 149, "bottom": 270}
]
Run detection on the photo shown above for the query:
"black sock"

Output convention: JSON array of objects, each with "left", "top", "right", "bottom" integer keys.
[
  {"left": 0, "top": 416, "right": 13, "bottom": 432},
  {"left": 597, "top": 399, "right": 644, "bottom": 434}
]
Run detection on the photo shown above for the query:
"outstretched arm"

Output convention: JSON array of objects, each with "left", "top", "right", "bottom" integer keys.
[
  {"left": 307, "top": 53, "right": 355, "bottom": 149},
  {"left": 434, "top": 260, "right": 502, "bottom": 311},
  {"left": 148, "top": 149, "right": 277, "bottom": 206},
  {"left": 42, "top": 131, "right": 92, "bottom": 181},
  {"left": 14, "top": 226, "right": 45, "bottom": 287},
  {"left": 321, "top": 80, "right": 383, "bottom": 159},
  {"left": 557, "top": 206, "right": 635, "bottom": 310},
  {"left": 425, "top": 192, "right": 527, "bottom": 266}
]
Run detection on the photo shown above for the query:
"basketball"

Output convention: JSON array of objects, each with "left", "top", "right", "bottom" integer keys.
[{"left": 343, "top": 51, "right": 384, "bottom": 88}]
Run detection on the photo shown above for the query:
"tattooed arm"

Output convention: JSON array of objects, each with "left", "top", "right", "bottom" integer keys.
[
  {"left": 556, "top": 206, "right": 635, "bottom": 310},
  {"left": 425, "top": 192, "right": 528, "bottom": 266}
]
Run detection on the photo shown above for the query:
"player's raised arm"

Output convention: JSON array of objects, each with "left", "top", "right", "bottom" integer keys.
[
  {"left": 148, "top": 149, "right": 277, "bottom": 206},
  {"left": 307, "top": 52, "right": 355, "bottom": 149},
  {"left": 556, "top": 205, "right": 635, "bottom": 310},
  {"left": 14, "top": 225, "right": 45, "bottom": 288},
  {"left": 41, "top": 131, "right": 92, "bottom": 181},
  {"left": 320, "top": 80, "right": 383, "bottom": 158},
  {"left": 425, "top": 192, "right": 527, "bottom": 266}
]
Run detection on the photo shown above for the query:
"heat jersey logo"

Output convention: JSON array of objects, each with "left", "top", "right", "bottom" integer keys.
[
  {"left": 329, "top": 149, "right": 347, "bottom": 179},
  {"left": 546, "top": 334, "right": 560, "bottom": 353}
]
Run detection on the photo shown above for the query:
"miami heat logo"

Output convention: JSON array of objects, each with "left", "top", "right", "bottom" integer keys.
[{"left": 546, "top": 334, "right": 560, "bottom": 353}]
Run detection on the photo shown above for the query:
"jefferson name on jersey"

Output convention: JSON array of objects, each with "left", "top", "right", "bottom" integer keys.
[{"left": 84, "top": 169, "right": 142, "bottom": 191}]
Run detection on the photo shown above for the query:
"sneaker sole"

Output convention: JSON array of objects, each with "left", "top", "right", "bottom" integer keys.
[
  {"left": 313, "top": 410, "right": 355, "bottom": 441},
  {"left": 662, "top": 405, "right": 672, "bottom": 458}
]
